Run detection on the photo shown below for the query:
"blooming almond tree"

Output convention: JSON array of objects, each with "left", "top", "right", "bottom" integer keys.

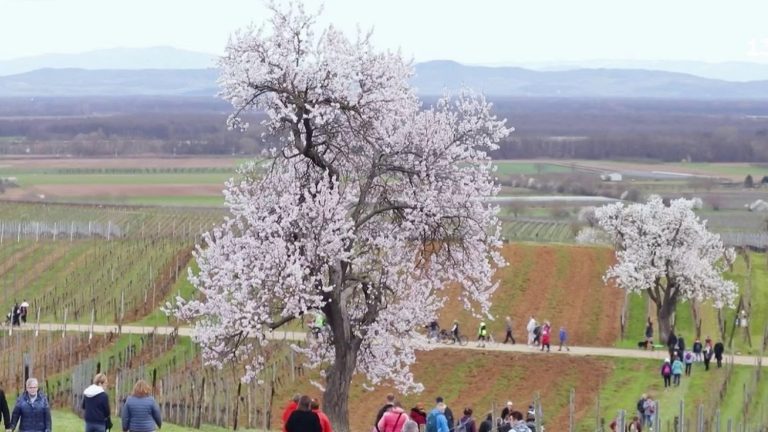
[
  {"left": 169, "top": 3, "right": 509, "bottom": 431},
  {"left": 583, "top": 196, "right": 737, "bottom": 343}
]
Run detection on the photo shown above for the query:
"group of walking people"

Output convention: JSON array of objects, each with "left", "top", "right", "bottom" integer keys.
[
  {"left": 427, "top": 316, "right": 571, "bottom": 353},
  {"left": 525, "top": 316, "right": 569, "bottom": 352},
  {"left": 0, "top": 374, "right": 162, "bottom": 432}
]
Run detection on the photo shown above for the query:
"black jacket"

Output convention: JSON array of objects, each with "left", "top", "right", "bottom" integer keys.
[
  {"left": 714, "top": 342, "right": 724, "bottom": 357},
  {"left": 0, "top": 390, "right": 10, "bottom": 429},
  {"left": 286, "top": 410, "right": 322, "bottom": 432},
  {"left": 82, "top": 385, "right": 111, "bottom": 427},
  {"left": 444, "top": 407, "right": 455, "bottom": 429}
]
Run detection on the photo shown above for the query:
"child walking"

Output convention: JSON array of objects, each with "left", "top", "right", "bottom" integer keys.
[{"left": 558, "top": 326, "right": 570, "bottom": 351}]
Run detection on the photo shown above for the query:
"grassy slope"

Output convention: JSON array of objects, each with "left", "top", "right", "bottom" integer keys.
[{"left": 51, "top": 410, "right": 265, "bottom": 432}]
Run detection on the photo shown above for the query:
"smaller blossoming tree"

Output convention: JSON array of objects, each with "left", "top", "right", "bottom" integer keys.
[{"left": 581, "top": 196, "right": 737, "bottom": 342}]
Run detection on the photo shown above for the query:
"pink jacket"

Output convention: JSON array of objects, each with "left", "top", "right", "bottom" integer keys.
[{"left": 377, "top": 408, "right": 407, "bottom": 432}]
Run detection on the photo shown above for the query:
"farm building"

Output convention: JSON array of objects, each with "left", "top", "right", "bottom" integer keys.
[{"left": 600, "top": 172, "right": 623, "bottom": 182}]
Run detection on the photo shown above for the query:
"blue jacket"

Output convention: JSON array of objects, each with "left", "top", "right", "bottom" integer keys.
[
  {"left": 11, "top": 392, "right": 51, "bottom": 432},
  {"left": 121, "top": 396, "right": 161, "bottom": 432},
  {"left": 427, "top": 408, "right": 449, "bottom": 432}
]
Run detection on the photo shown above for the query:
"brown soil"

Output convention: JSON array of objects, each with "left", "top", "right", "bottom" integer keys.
[
  {"left": 438, "top": 243, "right": 622, "bottom": 346},
  {"left": 271, "top": 349, "right": 613, "bottom": 432}
]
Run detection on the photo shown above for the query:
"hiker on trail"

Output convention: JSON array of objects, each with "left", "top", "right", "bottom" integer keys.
[
  {"left": 282, "top": 394, "right": 300, "bottom": 432},
  {"left": 82, "top": 373, "right": 112, "bottom": 432},
  {"left": 0, "top": 385, "right": 11, "bottom": 432},
  {"left": 671, "top": 356, "right": 684, "bottom": 386},
  {"left": 558, "top": 326, "right": 570, "bottom": 351},
  {"left": 11, "top": 303, "right": 21, "bottom": 327},
  {"left": 426, "top": 402, "right": 449, "bottom": 432},
  {"left": 409, "top": 402, "right": 427, "bottom": 428},
  {"left": 451, "top": 321, "right": 461, "bottom": 344},
  {"left": 677, "top": 336, "right": 686, "bottom": 356},
  {"left": 500, "top": 401, "right": 513, "bottom": 421},
  {"left": 456, "top": 408, "right": 477, "bottom": 432},
  {"left": 19, "top": 300, "right": 29, "bottom": 324},
  {"left": 636, "top": 394, "right": 647, "bottom": 420},
  {"left": 121, "top": 379, "right": 161, "bottom": 432},
  {"left": 427, "top": 320, "right": 440, "bottom": 342},
  {"left": 436, "top": 397, "right": 454, "bottom": 431},
  {"left": 375, "top": 393, "right": 396, "bottom": 427},
  {"left": 526, "top": 316, "right": 537, "bottom": 346},
  {"left": 402, "top": 420, "right": 419, "bottom": 432},
  {"left": 478, "top": 413, "right": 493, "bottom": 432},
  {"left": 704, "top": 335, "right": 713, "bottom": 351},
  {"left": 627, "top": 415, "right": 642, "bottom": 432},
  {"left": 377, "top": 401, "right": 407, "bottom": 432},
  {"left": 285, "top": 395, "right": 321, "bottom": 432},
  {"left": 540, "top": 322, "right": 551, "bottom": 352},
  {"left": 692, "top": 339, "right": 703, "bottom": 361},
  {"left": 666, "top": 331, "right": 678, "bottom": 360},
  {"left": 643, "top": 396, "right": 656, "bottom": 428},
  {"left": 703, "top": 345, "right": 713, "bottom": 371},
  {"left": 310, "top": 399, "right": 332, "bottom": 432},
  {"left": 11, "top": 378, "right": 51, "bottom": 432},
  {"left": 508, "top": 411, "right": 531, "bottom": 432},
  {"left": 714, "top": 341, "right": 725, "bottom": 368},
  {"left": 683, "top": 351, "right": 694, "bottom": 377},
  {"left": 644, "top": 317, "right": 653, "bottom": 349},
  {"left": 477, "top": 321, "right": 488, "bottom": 348},
  {"left": 660, "top": 359, "right": 672, "bottom": 388},
  {"left": 503, "top": 317, "right": 516, "bottom": 344}
]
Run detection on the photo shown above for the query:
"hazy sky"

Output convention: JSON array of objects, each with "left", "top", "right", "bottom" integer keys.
[{"left": 2, "top": 0, "right": 768, "bottom": 63}]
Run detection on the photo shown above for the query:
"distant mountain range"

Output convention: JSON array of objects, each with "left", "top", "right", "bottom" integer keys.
[{"left": 2, "top": 48, "right": 768, "bottom": 99}]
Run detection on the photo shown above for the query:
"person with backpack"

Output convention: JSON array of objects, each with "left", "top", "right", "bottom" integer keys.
[
  {"left": 643, "top": 396, "right": 656, "bottom": 428},
  {"left": 671, "top": 356, "right": 684, "bottom": 386},
  {"left": 456, "top": 408, "right": 476, "bottom": 432},
  {"left": 660, "top": 359, "right": 672, "bottom": 388},
  {"left": 374, "top": 393, "right": 396, "bottom": 428},
  {"left": 683, "top": 351, "right": 694, "bottom": 376},
  {"left": 477, "top": 322, "right": 488, "bottom": 348},
  {"left": 626, "top": 415, "right": 642, "bottom": 432},
  {"left": 377, "top": 401, "right": 407, "bottom": 432},
  {"left": 426, "top": 402, "right": 449, "bottom": 432},
  {"left": 409, "top": 402, "right": 427, "bottom": 428},
  {"left": 636, "top": 394, "right": 646, "bottom": 420},
  {"left": 666, "top": 331, "right": 678, "bottom": 361},
  {"left": 436, "top": 397, "right": 454, "bottom": 431}
]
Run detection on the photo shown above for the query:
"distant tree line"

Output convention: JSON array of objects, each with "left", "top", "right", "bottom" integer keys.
[{"left": 2, "top": 96, "right": 768, "bottom": 161}]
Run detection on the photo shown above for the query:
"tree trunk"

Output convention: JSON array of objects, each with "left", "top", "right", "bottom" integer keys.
[
  {"left": 323, "top": 348, "right": 357, "bottom": 432},
  {"left": 656, "top": 297, "right": 678, "bottom": 344}
]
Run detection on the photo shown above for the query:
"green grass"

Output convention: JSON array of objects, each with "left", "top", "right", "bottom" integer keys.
[
  {"left": 14, "top": 173, "right": 234, "bottom": 186},
  {"left": 51, "top": 409, "right": 265, "bottom": 432},
  {"left": 86, "top": 195, "right": 225, "bottom": 207},
  {"left": 665, "top": 163, "right": 768, "bottom": 177},
  {"left": 494, "top": 161, "right": 573, "bottom": 175}
]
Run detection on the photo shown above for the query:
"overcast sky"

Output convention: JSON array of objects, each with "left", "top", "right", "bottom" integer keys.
[{"left": 2, "top": 0, "right": 768, "bottom": 63}]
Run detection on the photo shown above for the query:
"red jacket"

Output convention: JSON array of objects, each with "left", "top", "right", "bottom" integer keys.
[
  {"left": 313, "top": 409, "right": 333, "bottom": 432},
  {"left": 410, "top": 407, "right": 427, "bottom": 425},
  {"left": 378, "top": 408, "right": 407, "bottom": 432},
  {"left": 282, "top": 401, "right": 298, "bottom": 432},
  {"left": 541, "top": 326, "right": 551, "bottom": 344}
]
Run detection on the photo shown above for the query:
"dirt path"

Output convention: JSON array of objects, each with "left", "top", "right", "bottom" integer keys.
[{"left": 12, "top": 323, "right": 768, "bottom": 367}]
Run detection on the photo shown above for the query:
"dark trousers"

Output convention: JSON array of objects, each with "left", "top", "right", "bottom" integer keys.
[
  {"left": 673, "top": 373, "right": 681, "bottom": 386},
  {"left": 716, "top": 356, "right": 723, "bottom": 368},
  {"left": 704, "top": 358, "right": 711, "bottom": 370},
  {"left": 663, "top": 375, "right": 671, "bottom": 387},
  {"left": 684, "top": 363, "right": 692, "bottom": 376},
  {"left": 504, "top": 330, "right": 515, "bottom": 344}
]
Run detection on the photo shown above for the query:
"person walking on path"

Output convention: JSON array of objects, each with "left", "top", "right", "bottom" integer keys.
[
  {"left": 377, "top": 401, "right": 407, "bottom": 432},
  {"left": 526, "top": 316, "right": 537, "bottom": 346},
  {"left": 121, "top": 380, "right": 161, "bottom": 432},
  {"left": 478, "top": 413, "right": 493, "bottom": 432},
  {"left": 644, "top": 317, "right": 653, "bottom": 350},
  {"left": 672, "top": 356, "right": 684, "bottom": 386},
  {"left": 714, "top": 341, "right": 725, "bottom": 368},
  {"left": 0, "top": 386, "right": 11, "bottom": 432},
  {"left": 402, "top": 420, "right": 419, "bottom": 432},
  {"left": 456, "top": 408, "right": 477, "bottom": 432},
  {"left": 310, "top": 399, "right": 332, "bottom": 432},
  {"left": 703, "top": 345, "right": 712, "bottom": 371},
  {"left": 667, "top": 331, "right": 678, "bottom": 361},
  {"left": 82, "top": 373, "right": 112, "bottom": 432},
  {"left": 692, "top": 338, "right": 703, "bottom": 361},
  {"left": 636, "top": 394, "right": 647, "bottom": 420},
  {"left": 684, "top": 351, "right": 694, "bottom": 377},
  {"left": 540, "top": 322, "right": 551, "bottom": 352},
  {"left": 374, "top": 393, "right": 396, "bottom": 427},
  {"left": 409, "top": 402, "right": 427, "bottom": 429},
  {"left": 643, "top": 396, "right": 656, "bottom": 428},
  {"left": 426, "top": 402, "right": 449, "bottom": 432},
  {"left": 477, "top": 321, "right": 488, "bottom": 348},
  {"left": 558, "top": 326, "right": 570, "bottom": 351},
  {"left": 285, "top": 396, "right": 321, "bottom": 432},
  {"left": 661, "top": 359, "right": 672, "bottom": 388},
  {"left": 282, "top": 394, "right": 300, "bottom": 432},
  {"left": 503, "top": 317, "right": 516, "bottom": 344},
  {"left": 10, "top": 378, "right": 51, "bottom": 432}
]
